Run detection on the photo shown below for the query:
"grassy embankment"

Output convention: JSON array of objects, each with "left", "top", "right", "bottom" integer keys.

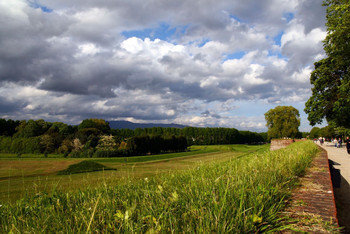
[
  {"left": 0, "top": 141, "right": 319, "bottom": 232},
  {"left": 0, "top": 144, "right": 266, "bottom": 202}
]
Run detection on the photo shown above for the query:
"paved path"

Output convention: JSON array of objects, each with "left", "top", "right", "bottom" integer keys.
[{"left": 318, "top": 142, "right": 350, "bottom": 232}]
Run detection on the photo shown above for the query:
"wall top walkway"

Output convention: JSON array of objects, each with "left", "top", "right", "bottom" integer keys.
[{"left": 319, "top": 142, "right": 350, "bottom": 232}]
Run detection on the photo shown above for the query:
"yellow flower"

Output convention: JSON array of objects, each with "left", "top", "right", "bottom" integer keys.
[{"left": 171, "top": 191, "right": 178, "bottom": 202}]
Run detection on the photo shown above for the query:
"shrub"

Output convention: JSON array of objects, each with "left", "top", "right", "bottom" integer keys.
[
  {"left": 69, "top": 151, "right": 83, "bottom": 158},
  {"left": 93, "top": 150, "right": 120, "bottom": 158}
]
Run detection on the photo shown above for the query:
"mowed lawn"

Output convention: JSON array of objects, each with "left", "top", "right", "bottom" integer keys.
[{"left": 0, "top": 144, "right": 268, "bottom": 202}]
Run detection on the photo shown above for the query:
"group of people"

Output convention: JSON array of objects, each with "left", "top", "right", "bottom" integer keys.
[
  {"left": 332, "top": 137, "right": 343, "bottom": 148},
  {"left": 315, "top": 137, "right": 350, "bottom": 154},
  {"left": 332, "top": 137, "right": 350, "bottom": 154}
]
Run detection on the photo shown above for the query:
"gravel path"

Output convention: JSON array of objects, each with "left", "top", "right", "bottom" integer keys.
[{"left": 318, "top": 142, "right": 350, "bottom": 232}]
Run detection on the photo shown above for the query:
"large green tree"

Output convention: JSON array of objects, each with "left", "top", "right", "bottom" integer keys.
[
  {"left": 78, "top": 119, "right": 110, "bottom": 133},
  {"left": 265, "top": 106, "right": 300, "bottom": 139},
  {"left": 305, "top": 0, "right": 350, "bottom": 128}
]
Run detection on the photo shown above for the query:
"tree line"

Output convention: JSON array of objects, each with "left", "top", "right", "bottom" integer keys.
[
  {"left": 309, "top": 125, "right": 350, "bottom": 140},
  {"left": 0, "top": 118, "right": 267, "bottom": 157}
]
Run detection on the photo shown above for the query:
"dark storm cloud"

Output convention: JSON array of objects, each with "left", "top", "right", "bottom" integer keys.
[{"left": 0, "top": 97, "right": 23, "bottom": 114}]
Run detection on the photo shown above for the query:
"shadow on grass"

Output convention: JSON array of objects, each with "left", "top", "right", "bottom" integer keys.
[{"left": 57, "top": 160, "right": 116, "bottom": 175}]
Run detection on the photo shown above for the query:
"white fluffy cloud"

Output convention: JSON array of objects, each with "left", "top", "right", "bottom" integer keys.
[{"left": 0, "top": 0, "right": 327, "bottom": 131}]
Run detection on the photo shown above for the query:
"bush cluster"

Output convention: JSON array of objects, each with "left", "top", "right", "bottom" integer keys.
[{"left": 0, "top": 118, "right": 267, "bottom": 157}]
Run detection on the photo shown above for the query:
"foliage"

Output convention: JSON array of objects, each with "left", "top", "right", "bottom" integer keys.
[
  {"left": 333, "top": 126, "right": 350, "bottom": 138},
  {"left": 72, "top": 138, "right": 83, "bottom": 152},
  {"left": 320, "top": 125, "right": 336, "bottom": 138},
  {"left": 58, "top": 139, "right": 73, "bottom": 154},
  {"left": 96, "top": 135, "right": 117, "bottom": 151},
  {"left": 126, "top": 135, "right": 188, "bottom": 155},
  {"left": 57, "top": 160, "right": 115, "bottom": 175},
  {"left": 0, "top": 119, "right": 20, "bottom": 136},
  {"left": 0, "top": 118, "right": 267, "bottom": 157},
  {"left": 78, "top": 119, "right": 110, "bottom": 133},
  {"left": 309, "top": 127, "right": 321, "bottom": 139},
  {"left": 265, "top": 106, "right": 300, "bottom": 139},
  {"left": 93, "top": 150, "right": 124, "bottom": 158},
  {"left": 14, "top": 119, "right": 51, "bottom": 138},
  {"left": 0, "top": 136, "right": 42, "bottom": 153},
  {"left": 0, "top": 141, "right": 318, "bottom": 232},
  {"left": 305, "top": 0, "right": 350, "bottom": 128},
  {"left": 76, "top": 128, "right": 101, "bottom": 145}
]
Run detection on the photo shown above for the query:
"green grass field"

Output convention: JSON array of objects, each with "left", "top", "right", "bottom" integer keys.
[
  {"left": 0, "top": 141, "right": 321, "bottom": 232},
  {"left": 0, "top": 144, "right": 267, "bottom": 202}
]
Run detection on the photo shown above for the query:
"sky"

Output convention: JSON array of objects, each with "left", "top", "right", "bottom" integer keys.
[{"left": 0, "top": 0, "right": 327, "bottom": 132}]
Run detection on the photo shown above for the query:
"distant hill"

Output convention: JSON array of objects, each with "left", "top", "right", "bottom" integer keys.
[{"left": 108, "top": 120, "right": 187, "bottom": 130}]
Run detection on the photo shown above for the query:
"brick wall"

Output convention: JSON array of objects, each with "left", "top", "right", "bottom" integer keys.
[
  {"left": 270, "top": 139, "right": 294, "bottom": 151},
  {"left": 270, "top": 139, "right": 306, "bottom": 151}
]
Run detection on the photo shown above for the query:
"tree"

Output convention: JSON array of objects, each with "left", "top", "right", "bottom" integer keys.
[
  {"left": 0, "top": 119, "right": 20, "bottom": 136},
  {"left": 305, "top": 0, "right": 350, "bottom": 128},
  {"left": 309, "top": 127, "right": 321, "bottom": 139},
  {"left": 72, "top": 138, "right": 83, "bottom": 152},
  {"left": 78, "top": 119, "right": 110, "bottom": 133},
  {"left": 58, "top": 139, "right": 73, "bottom": 154},
  {"left": 265, "top": 106, "right": 300, "bottom": 139},
  {"left": 320, "top": 125, "right": 335, "bottom": 138},
  {"left": 41, "top": 134, "right": 56, "bottom": 153},
  {"left": 96, "top": 135, "right": 117, "bottom": 151}
]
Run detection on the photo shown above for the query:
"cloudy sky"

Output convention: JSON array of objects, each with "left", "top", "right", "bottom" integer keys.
[{"left": 0, "top": 0, "right": 327, "bottom": 131}]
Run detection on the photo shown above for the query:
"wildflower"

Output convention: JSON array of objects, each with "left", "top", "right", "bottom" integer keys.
[
  {"left": 157, "top": 185, "right": 163, "bottom": 192},
  {"left": 115, "top": 210, "right": 124, "bottom": 220},
  {"left": 171, "top": 191, "right": 178, "bottom": 202},
  {"left": 144, "top": 177, "right": 148, "bottom": 182},
  {"left": 124, "top": 210, "right": 130, "bottom": 220}
]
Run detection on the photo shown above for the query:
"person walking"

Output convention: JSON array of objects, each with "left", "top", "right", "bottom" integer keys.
[
  {"left": 334, "top": 138, "right": 338, "bottom": 148},
  {"left": 346, "top": 137, "right": 350, "bottom": 154},
  {"left": 339, "top": 138, "right": 342, "bottom": 148}
]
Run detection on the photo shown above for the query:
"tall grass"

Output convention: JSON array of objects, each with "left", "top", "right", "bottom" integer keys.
[{"left": 0, "top": 141, "right": 319, "bottom": 232}]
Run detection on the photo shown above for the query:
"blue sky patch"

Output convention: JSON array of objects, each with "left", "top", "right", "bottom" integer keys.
[
  {"left": 224, "top": 51, "right": 246, "bottom": 61},
  {"left": 122, "top": 23, "right": 187, "bottom": 41},
  {"left": 283, "top": 12, "right": 294, "bottom": 23},
  {"left": 273, "top": 31, "right": 284, "bottom": 46},
  {"left": 28, "top": 1, "right": 53, "bottom": 12},
  {"left": 229, "top": 14, "right": 243, "bottom": 23},
  {"left": 198, "top": 38, "right": 210, "bottom": 47}
]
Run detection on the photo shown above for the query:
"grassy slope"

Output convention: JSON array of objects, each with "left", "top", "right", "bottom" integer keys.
[
  {"left": 0, "top": 144, "right": 267, "bottom": 202},
  {"left": 0, "top": 141, "right": 319, "bottom": 232},
  {"left": 0, "top": 145, "right": 263, "bottom": 178}
]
